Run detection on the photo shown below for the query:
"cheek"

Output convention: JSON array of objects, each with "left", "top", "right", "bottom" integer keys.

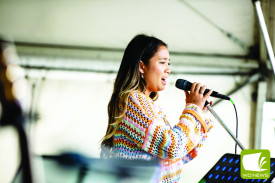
[
  {"left": 153, "top": 66, "right": 164, "bottom": 75},
  {"left": 144, "top": 64, "right": 163, "bottom": 80},
  {"left": 149, "top": 64, "right": 162, "bottom": 73}
]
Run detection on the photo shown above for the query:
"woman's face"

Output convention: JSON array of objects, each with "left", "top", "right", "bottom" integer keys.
[{"left": 140, "top": 45, "right": 171, "bottom": 95}]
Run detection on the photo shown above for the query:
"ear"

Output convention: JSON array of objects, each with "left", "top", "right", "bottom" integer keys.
[{"left": 139, "top": 61, "right": 145, "bottom": 74}]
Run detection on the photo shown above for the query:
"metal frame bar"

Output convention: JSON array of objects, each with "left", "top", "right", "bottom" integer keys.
[{"left": 253, "top": 0, "right": 275, "bottom": 76}]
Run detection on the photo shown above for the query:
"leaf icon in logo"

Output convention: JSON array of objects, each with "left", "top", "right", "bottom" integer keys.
[{"left": 259, "top": 156, "right": 267, "bottom": 171}]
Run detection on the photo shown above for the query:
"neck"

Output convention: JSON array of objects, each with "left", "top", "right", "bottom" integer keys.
[{"left": 143, "top": 89, "right": 151, "bottom": 96}]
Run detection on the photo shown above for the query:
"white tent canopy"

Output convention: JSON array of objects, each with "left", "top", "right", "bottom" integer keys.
[
  {"left": 0, "top": 0, "right": 261, "bottom": 75},
  {"left": 0, "top": 0, "right": 256, "bottom": 54}
]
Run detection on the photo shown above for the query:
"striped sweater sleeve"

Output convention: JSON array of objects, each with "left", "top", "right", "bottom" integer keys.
[
  {"left": 160, "top": 103, "right": 213, "bottom": 163},
  {"left": 123, "top": 92, "right": 211, "bottom": 159},
  {"left": 181, "top": 108, "right": 214, "bottom": 163}
]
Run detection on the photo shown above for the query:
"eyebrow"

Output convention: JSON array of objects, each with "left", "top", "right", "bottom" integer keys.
[{"left": 160, "top": 57, "right": 170, "bottom": 61}]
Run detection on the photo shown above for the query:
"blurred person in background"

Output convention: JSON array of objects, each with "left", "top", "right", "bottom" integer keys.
[{"left": 101, "top": 34, "right": 213, "bottom": 183}]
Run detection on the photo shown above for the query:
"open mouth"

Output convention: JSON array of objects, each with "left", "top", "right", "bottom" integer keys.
[{"left": 161, "top": 78, "right": 167, "bottom": 85}]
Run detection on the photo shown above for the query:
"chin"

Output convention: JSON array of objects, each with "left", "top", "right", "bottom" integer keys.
[{"left": 158, "top": 87, "right": 165, "bottom": 91}]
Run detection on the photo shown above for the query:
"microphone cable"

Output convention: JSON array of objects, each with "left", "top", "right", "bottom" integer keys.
[{"left": 230, "top": 98, "right": 239, "bottom": 154}]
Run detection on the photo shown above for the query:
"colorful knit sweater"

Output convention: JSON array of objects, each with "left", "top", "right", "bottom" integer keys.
[{"left": 113, "top": 92, "right": 213, "bottom": 183}]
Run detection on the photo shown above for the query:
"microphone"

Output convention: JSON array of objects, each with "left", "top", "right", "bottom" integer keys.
[{"left": 175, "top": 79, "right": 230, "bottom": 100}]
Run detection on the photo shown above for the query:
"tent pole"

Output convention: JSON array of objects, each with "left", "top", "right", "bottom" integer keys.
[{"left": 252, "top": 0, "right": 275, "bottom": 76}]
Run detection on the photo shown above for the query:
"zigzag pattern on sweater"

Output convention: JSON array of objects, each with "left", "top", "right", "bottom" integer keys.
[{"left": 113, "top": 92, "right": 213, "bottom": 183}]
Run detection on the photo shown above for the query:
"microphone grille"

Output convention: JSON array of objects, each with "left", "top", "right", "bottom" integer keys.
[{"left": 175, "top": 79, "right": 190, "bottom": 90}]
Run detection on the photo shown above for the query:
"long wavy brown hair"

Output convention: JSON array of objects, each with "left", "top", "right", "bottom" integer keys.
[{"left": 100, "top": 34, "right": 167, "bottom": 158}]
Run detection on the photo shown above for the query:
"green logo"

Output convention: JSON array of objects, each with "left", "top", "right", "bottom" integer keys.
[{"left": 241, "top": 149, "right": 270, "bottom": 179}]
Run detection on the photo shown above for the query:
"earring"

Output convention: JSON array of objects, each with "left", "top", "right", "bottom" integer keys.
[{"left": 141, "top": 73, "right": 144, "bottom": 78}]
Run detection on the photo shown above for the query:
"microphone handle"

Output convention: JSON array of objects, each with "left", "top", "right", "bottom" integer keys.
[
  {"left": 202, "top": 89, "right": 230, "bottom": 101},
  {"left": 204, "top": 89, "right": 217, "bottom": 96},
  {"left": 184, "top": 82, "right": 215, "bottom": 96},
  {"left": 179, "top": 80, "right": 230, "bottom": 100}
]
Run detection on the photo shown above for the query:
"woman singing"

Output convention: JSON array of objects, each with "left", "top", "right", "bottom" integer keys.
[{"left": 101, "top": 34, "right": 213, "bottom": 183}]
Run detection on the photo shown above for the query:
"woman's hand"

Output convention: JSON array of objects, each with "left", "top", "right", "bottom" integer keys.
[{"left": 184, "top": 82, "right": 213, "bottom": 110}]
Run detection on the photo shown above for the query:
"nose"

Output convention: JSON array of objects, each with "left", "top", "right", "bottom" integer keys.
[{"left": 166, "top": 64, "right": 171, "bottom": 74}]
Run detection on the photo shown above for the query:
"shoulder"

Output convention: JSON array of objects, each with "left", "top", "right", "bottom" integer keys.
[
  {"left": 128, "top": 92, "right": 155, "bottom": 109},
  {"left": 129, "top": 92, "right": 153, "bottom": 104}
]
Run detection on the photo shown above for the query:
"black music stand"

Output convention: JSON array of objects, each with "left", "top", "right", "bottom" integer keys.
[
  {"left": 202, "top": 98, "right": 275, "bottom": 183},
  {"left": 199, "top": 153, "right": 275, "bottom": 183}
]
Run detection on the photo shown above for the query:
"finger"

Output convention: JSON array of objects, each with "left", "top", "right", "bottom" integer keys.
[
  {"left": 190, "top": 82, "right": 197, "bottom": 92},
  {"left": 184, "top": 90, "right": 189, "bottom": 97},
  {"left": 210, "top": 101, "right": 213, "bottom": 106},
  {"left": 199, "top": 85, "right": 207, "bottom": 94},
  {"left": 204, "top": 89, "right": 213, "bottom": 98},
  {"left": 194, "top": 83, "right": 201, "bottom": 93}
]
